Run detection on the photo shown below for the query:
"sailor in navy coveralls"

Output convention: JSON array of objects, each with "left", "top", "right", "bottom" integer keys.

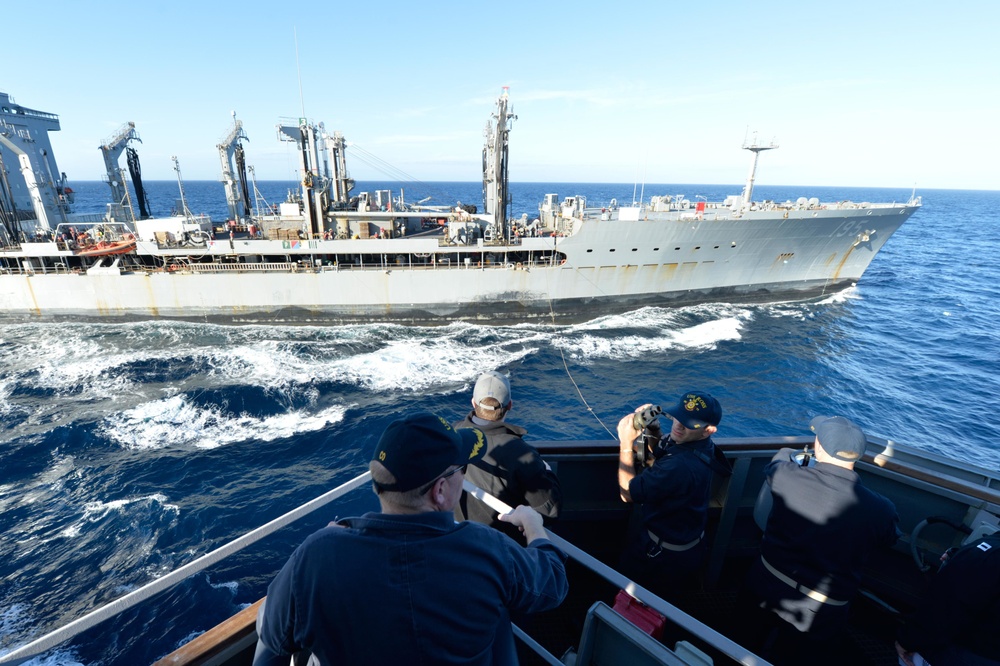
[
  {"left": 617, "top": 391, "right": 731, "bottom": 600},
  {"left": 253, "top": 412, "right": 568, "bottom": 666},
  {"left": 896, "top": 532, "right": 1000, "bottom": 666},
  {"left": 745, "top": 415, "right": 899, "bottom": 665}
]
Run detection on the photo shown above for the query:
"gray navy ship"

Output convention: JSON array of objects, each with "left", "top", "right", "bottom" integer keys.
[{"left": 0, "top": 88, "right": 921, "bottom": 324}]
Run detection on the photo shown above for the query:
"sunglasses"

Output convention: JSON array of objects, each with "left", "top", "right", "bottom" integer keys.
[{"left": 418, "top": 464, "right": 468, "bottom": 494}]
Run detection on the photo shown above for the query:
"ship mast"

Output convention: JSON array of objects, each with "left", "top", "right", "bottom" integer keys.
[
  {"left": 172, "top": 156, "right": 192, "bottom": 219},
  {"left": 483, "top": 87, "right": 515, "bottom": 241},
  {"left": 740, "top": 134, "right": 778, "bottom": 212}
]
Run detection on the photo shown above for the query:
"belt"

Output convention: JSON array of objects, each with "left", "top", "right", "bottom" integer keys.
[
  {"left": 647, "top": 530, "right": 703, "bottom": 552},
  {"left": 760, "top": 556, "right": 848, "bottom": 606}
]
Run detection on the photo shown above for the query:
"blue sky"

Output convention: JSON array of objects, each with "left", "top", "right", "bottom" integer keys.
[{"left": 4, "top": 1, "right": 998, "bottom": 190}]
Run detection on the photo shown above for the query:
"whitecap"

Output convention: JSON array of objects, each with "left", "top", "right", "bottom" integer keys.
[
  {"left": 100, "top": 396, "right": 347, "bottom": 450},
  {"left": 79, "top": 493, "right": 178, "bottom": 524},
  {"left": 54, "top": 493, "right": 180, "bottom": 540},
  {"left": 555, "top": 316, "right": 744, "bottom": 361},
  {"left": 328, "top": 338, "right": 536, "bottom": 392},
  {"left": 209, "top": 579, "right": 239, "bottom": 594},
  {"left": 815, "top": 285, "right": 860, "bottom": 305}
]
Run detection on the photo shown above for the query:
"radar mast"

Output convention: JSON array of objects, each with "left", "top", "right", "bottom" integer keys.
[{"left": 741, "top": 134, "right": 778, "bottom": 212}]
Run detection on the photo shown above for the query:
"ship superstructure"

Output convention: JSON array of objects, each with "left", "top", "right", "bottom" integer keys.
[{"left": 0, "top": 92, "right": 74, "bottom": 239}]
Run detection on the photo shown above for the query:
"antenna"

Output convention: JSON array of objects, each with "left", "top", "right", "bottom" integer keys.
[
  {"left": 294, "top": 27, "right": 306, "bottom": 120},
  {"left": 632, "top": 163, "right": 639, "bottom": 207},
  {"left": 639, "top": 151, "right": 647, "bottom": 209}
]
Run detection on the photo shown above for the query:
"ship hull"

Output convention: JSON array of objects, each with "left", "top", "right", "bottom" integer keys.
[{"left": 0, "top": 204, "right": 916, "bottom": 324}]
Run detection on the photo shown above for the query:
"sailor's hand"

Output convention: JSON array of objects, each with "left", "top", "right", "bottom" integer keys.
[
  {"left": 894, "top": 641, "right": 915, "bottom": 666},
  {"left": 499, "top": 505, "right": 546, "bottom": 542},
  {"left": 618, "top": 412, "right": 641, "bottom": 444}
]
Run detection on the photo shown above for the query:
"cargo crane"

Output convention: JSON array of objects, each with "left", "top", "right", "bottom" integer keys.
[
  {"left": 277, "top": 120, "right": 327, "bottom": 238},
  {"left": 482, "top": 87, "right": 515, "bottom": 242},
  {"left": 276, "top": 117, "right": 359, "bottom": 238},
  {"left": 326, "top": 130, "right": 354, "bottom": 208},
  {"left": 218, "top": 113, "right": 251, "bottom": 224},
  {"left": 100, "top": 122, "right": 150, "bottom": 221}
]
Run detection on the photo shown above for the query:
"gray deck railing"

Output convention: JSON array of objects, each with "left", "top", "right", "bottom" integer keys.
[
  {"left": 0, "top": 474, "right": 373, "bottom": 666},
  {"left": 0, "top": 468, "right": 771, "bottom": 666}
]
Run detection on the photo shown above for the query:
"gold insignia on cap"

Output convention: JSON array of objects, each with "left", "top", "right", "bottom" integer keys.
[
  {"left": 379, "top": 451, "right": 386, "bottom": 461},
  {"left": 437, "top": 415, "right": 453, "bottom": 431},
  {"left": 683, "top": 394, "right": 707, "bottom": 412}
]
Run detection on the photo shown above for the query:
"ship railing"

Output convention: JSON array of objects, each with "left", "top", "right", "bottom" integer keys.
[
  {"left": 6, "top": 106, "right": 59, "bottom": 123},
  {"left": 157, "top": 257, "right": 556, "bottom": 274},
  {"left": 178, "top": 262, "right": 300, "bottom": 273},
  {"left": 0, "top": 468, "right": 765, "bottom": 666},
  {"left": 11, "top": 433, "right": 995, "bottom": 666},
  {"left": 68, "top": 213, "right": 107, "bottom": 223},
  {"left": 462, "top": 483, "right": 763, "bottom": 666},
  {"left": 0, "top": 473, "right": 373, "bottom": 666}
]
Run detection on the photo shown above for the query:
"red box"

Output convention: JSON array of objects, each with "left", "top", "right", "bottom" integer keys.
[{"left": 611, "top": 589, "right": 666, "bottom": 639}]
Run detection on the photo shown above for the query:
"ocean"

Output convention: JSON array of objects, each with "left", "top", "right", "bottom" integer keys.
[{"left": 1, "top": 179, "right": 998, "bottom": 664}]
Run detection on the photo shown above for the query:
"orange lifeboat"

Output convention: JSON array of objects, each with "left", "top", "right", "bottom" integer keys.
[{"left": 75, "top": 237, "right": 137, "bottom": 257}]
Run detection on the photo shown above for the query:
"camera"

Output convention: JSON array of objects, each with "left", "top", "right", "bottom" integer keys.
[{"left": 631, "top": 405, "right": 662, "bottom": 471}]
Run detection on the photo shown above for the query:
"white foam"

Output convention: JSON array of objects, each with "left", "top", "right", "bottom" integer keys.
[
  {"left": 0, "top": 379, "right": 15, "bottom": 417},
  {"left": 329, "top": 338, "right": 536, "bottom": 392},
  {"left": 0, "top": 605, "right": 84, "bottom": 664},
  {"left": 100, "top": 396, "right": 347, "bottom": 450},
  {"left": 0, "top": 603, "right": 31, "bottom": 645},
  {"left": 815, "top": 286, "right": 860, "bottom": 305},
  {"left": 209, "top": 579, "right": 239, "bottom": 594},
  {"left": 79, "top": 493, "right": 178, "bottom": 523},
  {"left": 556, "top": 315, "right": 745, "bottom": 361},
  {"left": 57, "top": 493, "right": 179, "bottom": 539},
  {"left": 2, "top": 309, "right": 755, "bottom": 436}
]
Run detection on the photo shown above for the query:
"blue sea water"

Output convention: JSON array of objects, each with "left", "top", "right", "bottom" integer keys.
[{"left": 1, "top": 179, "right": 998, "bottom": 665}]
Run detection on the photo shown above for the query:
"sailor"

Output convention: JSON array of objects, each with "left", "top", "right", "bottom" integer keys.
[
  {"left": 744, "top": 415, "right": 899, "bottom": 664},
  {"left": 253, "top": 412, "right": 568, "bottom": 665},
  {"left": 896, "top": 532, "right": 1000, "bottom": 666},
  {"left": 453, "top": 371, "right": 562, "bottom": 544},
  {"left": 617, "top": 391, "right": 731, "bottom": 600}
]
